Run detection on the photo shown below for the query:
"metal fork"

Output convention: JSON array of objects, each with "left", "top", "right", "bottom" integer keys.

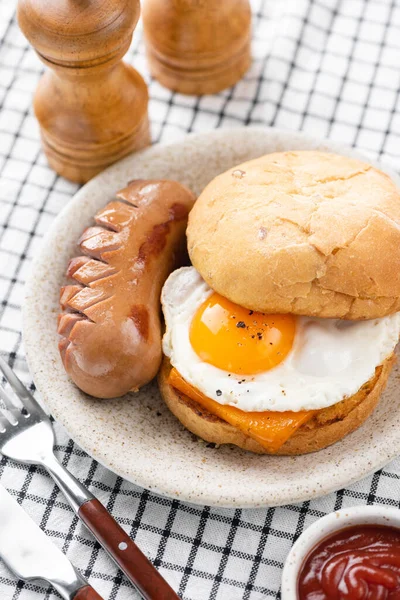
[{"left": 0, "top": 355, "right": 180, "bottom": 600}]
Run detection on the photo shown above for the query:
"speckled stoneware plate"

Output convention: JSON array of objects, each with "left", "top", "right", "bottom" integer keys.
[{"left": 23, "top": 127, "right": 400, "bottom": 508}]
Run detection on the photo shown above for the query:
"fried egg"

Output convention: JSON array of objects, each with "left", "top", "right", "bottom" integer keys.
[{"left": 161, "top": 267, "right": 400, "bottom": 412}]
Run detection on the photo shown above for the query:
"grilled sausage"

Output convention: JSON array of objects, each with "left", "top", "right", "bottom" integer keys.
[{"left": 58, "top": 179, "right": 196, "bottom": 398}]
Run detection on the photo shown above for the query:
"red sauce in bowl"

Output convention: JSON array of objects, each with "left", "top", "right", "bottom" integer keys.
[{"left": 298, "top": 525, "right": 400, "bottom": 600}]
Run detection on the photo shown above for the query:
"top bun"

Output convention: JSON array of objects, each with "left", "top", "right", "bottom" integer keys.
[{"left": 187, "top": 151, "right": 400, "bottom": 320}]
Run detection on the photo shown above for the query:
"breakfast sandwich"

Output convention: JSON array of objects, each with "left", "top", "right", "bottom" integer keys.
[{"left": 158, "top": 151, "right": 400, "bottom": 455}]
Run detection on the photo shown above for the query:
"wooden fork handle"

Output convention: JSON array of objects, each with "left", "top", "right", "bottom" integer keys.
[
  {"left": 79, "top": 499, "right": 180, "bottom": 600},
  {"left": 73, "top": 586, "right": 103, "bottom": 600}
]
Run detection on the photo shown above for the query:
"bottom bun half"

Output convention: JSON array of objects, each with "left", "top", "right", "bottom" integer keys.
[{"left": 158, "top": 355, "right": 395, "bottom": 455}]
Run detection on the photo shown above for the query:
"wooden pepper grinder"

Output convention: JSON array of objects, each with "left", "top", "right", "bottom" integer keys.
[
  {"left": 142, "top": 0, "right": 252, "bottom": 95},
  {"left": 17, "top": 0, "right": 150, "bottom": 184}
]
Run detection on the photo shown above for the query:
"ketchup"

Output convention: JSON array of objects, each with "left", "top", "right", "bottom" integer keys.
[{"left": 298, "top": 525, "right": 400, "bottom": 600}]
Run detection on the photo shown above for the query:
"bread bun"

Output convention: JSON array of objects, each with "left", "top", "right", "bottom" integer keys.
[
  {"left": 158, "top": 355, "right": 394, "bottom": 455},
  {"left": 187, "top": 151, "right": 400, "bottom": 319}
]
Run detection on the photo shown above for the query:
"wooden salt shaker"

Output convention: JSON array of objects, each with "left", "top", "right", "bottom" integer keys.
[
  {"left": 142, "top": 0, "right": 252, "bottom": 95},
  {"left": 17, "top": 0, "right": 150, "bottom": 184}
]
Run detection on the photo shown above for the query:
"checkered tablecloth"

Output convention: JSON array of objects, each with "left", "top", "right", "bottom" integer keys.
[{"left": 1, "top": 0, "right": 400, "bottom": 598}]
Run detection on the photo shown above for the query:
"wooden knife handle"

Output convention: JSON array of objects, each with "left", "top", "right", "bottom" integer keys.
[
  {"left": 79, "top": 499, "right": 180, "bottom": 599},
  {"left": 73, "top": 586, "right": 103, "bottom": 600}
]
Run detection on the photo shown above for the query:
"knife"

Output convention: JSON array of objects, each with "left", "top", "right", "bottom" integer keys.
[{"left": 0, "top": 483, "right": 103, "bottom": 600}]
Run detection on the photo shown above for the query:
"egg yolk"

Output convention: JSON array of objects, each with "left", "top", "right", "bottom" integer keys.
[{"left": 189, "top": 293, "right": 296, "bottom": 375}]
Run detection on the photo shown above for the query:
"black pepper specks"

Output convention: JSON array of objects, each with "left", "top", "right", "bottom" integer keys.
[
  {"left": 216, "top": 389, "right": 222, "bottom": 396},
  {"left": 236, "top": 321, "right": 246, "bottom": 328},
  {"left": 258, "top": 226, "right": 268, "bottom": 240}
]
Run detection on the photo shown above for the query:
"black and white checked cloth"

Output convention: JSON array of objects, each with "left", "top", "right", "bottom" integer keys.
[{"left": 1, "top": 0, "right": 400, "bottom": 598}]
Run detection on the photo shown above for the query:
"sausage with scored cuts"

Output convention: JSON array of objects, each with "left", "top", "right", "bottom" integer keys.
[{"left": 58, "top": 179, "right": 196, "bottom": 398}]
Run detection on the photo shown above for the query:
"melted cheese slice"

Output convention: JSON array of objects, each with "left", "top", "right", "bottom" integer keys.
[{"left": 168, "top": 368, "right": 315, "bottom": 453}]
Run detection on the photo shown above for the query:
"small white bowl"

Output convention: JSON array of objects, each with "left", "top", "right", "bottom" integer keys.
[{"left": 281, "top": 505, "right": 400, "bottom": 599}]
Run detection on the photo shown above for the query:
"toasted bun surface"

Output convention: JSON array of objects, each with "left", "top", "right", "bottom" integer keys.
[
  {"left": 158, "top": 355, "right": 394, "bottom": 455},
  {"left": 187, "top": 151, "right": 400, "bottom": 319}
]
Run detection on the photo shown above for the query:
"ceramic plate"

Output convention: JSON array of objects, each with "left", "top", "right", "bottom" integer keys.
[{"left": 23, "top": 127, "right": 400, "bottom": 508}]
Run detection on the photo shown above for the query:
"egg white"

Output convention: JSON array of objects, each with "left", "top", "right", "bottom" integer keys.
[{"left": 161, "top": 267, "right": 400, "bottom": 412}]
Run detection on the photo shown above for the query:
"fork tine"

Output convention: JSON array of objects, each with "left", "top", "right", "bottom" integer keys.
[
  {"left": 0, "top": 355, "right": 47, "bottom": 419},
  {"left": 0, "top": 385, "right": 20, "bottom": 423},
  {"left": 0, "top": 415, "right": 10, "bottom": 432}
]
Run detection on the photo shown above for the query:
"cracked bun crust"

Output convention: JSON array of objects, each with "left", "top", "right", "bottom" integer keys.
[
  {"left": 159, "top": 355, "right": 394, "bottom": 455},
  {"left": 187, "top": 151, "right": 400, "bottom": 319}
]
